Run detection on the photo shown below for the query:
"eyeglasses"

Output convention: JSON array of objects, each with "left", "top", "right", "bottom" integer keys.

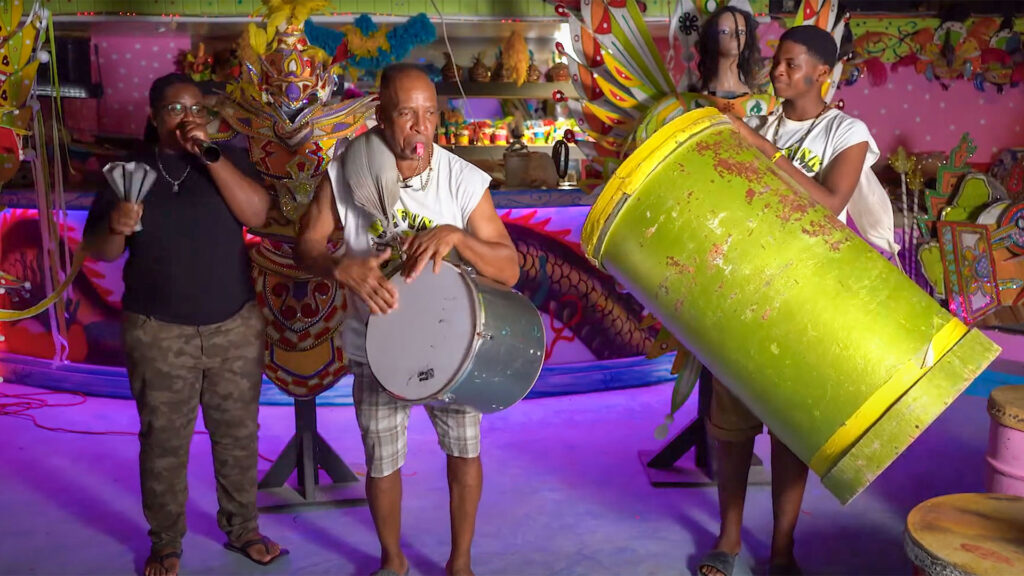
[
  {"left": 162, "top": 102, "right": 210, "bottom": 119},
  {"left": 718, "top": 28, "right": 747, "bottom": 38}
]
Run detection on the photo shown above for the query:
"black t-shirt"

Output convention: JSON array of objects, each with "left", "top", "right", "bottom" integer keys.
[{"left": 85, "top": 144, "right": 263, "bottom": 326}]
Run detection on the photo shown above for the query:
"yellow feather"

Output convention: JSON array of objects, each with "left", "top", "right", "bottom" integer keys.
[
  {"left": 237, "top": 27, "right": 263, "bottom": 74},
  {"left": 257, "top": 0, "right": 328, "bottom": 27},
  {"left": 292, "top": 0, "right": 328, "bottom": 24},
  {"left": 266, "top": 11, "right": 288, "bottom": 32},
  {"left": 248, "top": 23, "right": 268, "bottom": 54},
  {"left": 304, "top": 46, "right": 330, "bottom": 64}
]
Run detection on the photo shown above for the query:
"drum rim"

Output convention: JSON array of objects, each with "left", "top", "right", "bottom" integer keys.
[
  {"left": 580, "top": 106, "right": 727, "bottom": 266},
  {"left": 365, "top": 260, "right": 482, "bottom": 403},
  {"left": 904, "top": 492, "right": 1024, "bottom": 576}
]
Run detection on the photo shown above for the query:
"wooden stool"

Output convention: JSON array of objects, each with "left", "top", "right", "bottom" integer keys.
[
  {"left": 988, "top": 385, "right": 1024, "bottom": 496},
  {"left": 905, "top": 493, "right": 1024, "bottom": 575}
]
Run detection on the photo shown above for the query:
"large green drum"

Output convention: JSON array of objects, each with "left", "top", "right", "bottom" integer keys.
[{"left": 582, "top": 108, "right": 1001, "bottom": 503}]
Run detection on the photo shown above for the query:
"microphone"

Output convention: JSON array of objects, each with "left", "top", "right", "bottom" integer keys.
[{"left": 192, "top": 138, "right": 221, "bottom": 164}]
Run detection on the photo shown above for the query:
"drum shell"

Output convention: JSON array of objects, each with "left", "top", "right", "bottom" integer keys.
[
  {"left": 581, "top": 107, "right": 1001, "bottom": 503},
  {"left": 986, "top": 385, "right": 1024, "bottom": 496},
  {"left": 986, "top": 421, "right": 1024, "bottom": 496},
  {"left": 437, "top": 273, "right": 545, "bottom": 414}
]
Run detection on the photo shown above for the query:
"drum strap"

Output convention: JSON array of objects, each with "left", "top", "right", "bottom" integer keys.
[{"left": 809, "top": 317, "right": 969, "bottom": 476}]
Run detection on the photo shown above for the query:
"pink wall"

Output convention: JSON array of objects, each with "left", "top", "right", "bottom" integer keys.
[
  {"left": 64, "top": 29, "right": 1024, "bottom": 164},
  {"left": 839, "top": 68, "right": 1024, "bottom": 166},
  {"left": 63, "top": 34, "right": 192, "bottom": 141},
  {"left": 657, "top": 18, "right": 1024, "bottom": 165}
]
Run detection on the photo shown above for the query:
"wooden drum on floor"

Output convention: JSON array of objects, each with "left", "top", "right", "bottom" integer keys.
[
  {"left": 987, "top": 385, "right": 1024, "bottom": 496},
  {"left": 905, "top": 493, "right": 1024, "bottom": 575}
]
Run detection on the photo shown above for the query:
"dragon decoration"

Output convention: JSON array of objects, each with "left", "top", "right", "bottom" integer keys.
[
  {"left": 204, "top": 0, "right": 379, "bottom": 398},
  {"left": 547, "top": 0, "right": 847, "bottom": 429},
  {"left": 842, "top": 16, "right": 1024, "bottom": 93}
]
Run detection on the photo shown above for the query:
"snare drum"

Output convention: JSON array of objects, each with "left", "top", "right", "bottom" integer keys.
[{"left": 365, "top": 260, "right": 544, "bottom": 413}]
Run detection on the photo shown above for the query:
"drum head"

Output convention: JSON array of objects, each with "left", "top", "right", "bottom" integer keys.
[
  {"left": 905, "top": 493, "right": 1024, "bottom": 575},
  {"left": 365, "top": 263, "right": 477, "bottom": 401}
]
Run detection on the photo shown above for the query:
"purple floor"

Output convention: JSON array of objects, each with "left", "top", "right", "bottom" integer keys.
[{"left": 0, "top": 377, "right": 989, "bottom": 576}]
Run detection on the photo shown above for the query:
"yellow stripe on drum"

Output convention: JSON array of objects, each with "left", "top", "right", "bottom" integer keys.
[
  {"left": 808, "top": 317, "right": 968, "bottom": 476},
  {"left": 582, "top": 107, "right": 722, "bottom": 264}
]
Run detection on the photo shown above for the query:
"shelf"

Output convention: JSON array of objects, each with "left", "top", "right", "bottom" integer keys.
[
  {"left": 444, "top": 144, "right": 585, "bottom": 161},
  {"left": 49, "top": 15, "right": 675, "bottom": 39},
  {"left": 435, "top": 82, "right": 573, "bottom": 99}
]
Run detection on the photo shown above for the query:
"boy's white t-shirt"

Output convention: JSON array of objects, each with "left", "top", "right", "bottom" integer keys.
[
  {"left": 327, "top": 143, "right": 491, "bottom": 363},
  {"left": 745, "top": 107, "right": 879, "bottom": 223},
  {"left": 744, "top": 107, "right": 898, "bottom": 258}
]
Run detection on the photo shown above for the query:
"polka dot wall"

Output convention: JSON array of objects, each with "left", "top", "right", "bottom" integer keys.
[
  {"left": 62, "top": 33, "right": 193, "bottom": 140},
  {"left": 62, "top": 27, "right": 1024, "bottom": 164},
  {"left": 839, "top": 68, "right": 1024, "bottom": 166},
  {"left": 656, "top": 17, "right": 1024, "bottom": 166}
]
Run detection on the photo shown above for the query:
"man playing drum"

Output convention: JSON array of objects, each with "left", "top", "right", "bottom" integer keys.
[
  {"left": 296, "top": 63, "right": 519, "bottom": 576},
  {"left": 699, "top": 25, "right": 880, "bottom": 576}
]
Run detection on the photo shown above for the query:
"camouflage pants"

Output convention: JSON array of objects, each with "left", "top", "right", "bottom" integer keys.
[{"left": 122, "top": 301, "right": 265, "bottom": 551}]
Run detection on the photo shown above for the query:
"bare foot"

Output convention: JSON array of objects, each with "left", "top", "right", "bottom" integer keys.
[
  {"left": 374, "top": 551, "right": 408, "bottom": 576},
  {"left": 374, "top": 553, "right": 409, "bottom": 573},
  {"left": 446, "top": 559, "right": 474, "bottom": 576},
  {"left": 227, "top": 531, "right": 286, "bottom": 565},
  {"left": 144, "top": 548, "right": 181, "bottom": 576}
]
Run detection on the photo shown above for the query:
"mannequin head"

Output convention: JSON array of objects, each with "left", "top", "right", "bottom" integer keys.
[{"left": 696, "top": 5, "right": 763, "bottom": 93}]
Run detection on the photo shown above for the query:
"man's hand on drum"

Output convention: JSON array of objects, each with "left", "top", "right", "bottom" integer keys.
[
  {"left": 728, "top": 115, "right": 774, "bottom": 157},
  {"left": 334, "top": 248, "right": 399, "bottom": 315},
  {"left": 400, "top": 225, "right": 464, "bottom": 282}
]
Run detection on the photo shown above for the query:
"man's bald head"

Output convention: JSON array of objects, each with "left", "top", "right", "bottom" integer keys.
[
  {"left": 378, "top": 64, "right": 434, "bottom": 116},
  {"left": 375, "top": 63, "right": 438, "bottom": 161}
]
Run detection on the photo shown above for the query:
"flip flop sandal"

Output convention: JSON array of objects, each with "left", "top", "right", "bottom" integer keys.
[
  {"left": 224, "top": 535, "right": 289, "bottom": 566},
  {"left": 699, "top": 550, "right": 738, "bottom": 576}
]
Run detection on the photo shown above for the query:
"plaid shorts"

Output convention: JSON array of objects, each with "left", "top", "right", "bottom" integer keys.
[{"left": 350, "top": 361, "right": 482, "bottom": 478}]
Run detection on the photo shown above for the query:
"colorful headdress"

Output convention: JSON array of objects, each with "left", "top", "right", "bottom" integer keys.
[
  {"left": 230, "top": 0, "right": 338, "bottom": 125},
  {"left": 259, "top": 29, "right": 336, "bottom": 113}
]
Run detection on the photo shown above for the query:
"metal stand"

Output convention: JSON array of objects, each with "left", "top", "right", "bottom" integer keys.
[
  {"left": 639, "top": 367, "right": 770, "bottom": 486},
  {"left": 257, "top": 396, "right": 366, "bottom": 510}
]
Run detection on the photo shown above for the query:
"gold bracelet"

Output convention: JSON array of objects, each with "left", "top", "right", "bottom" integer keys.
[{"left": 770, "top": 150, "right": 785, "bottom": 163}]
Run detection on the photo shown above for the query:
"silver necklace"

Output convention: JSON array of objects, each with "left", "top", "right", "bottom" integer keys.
[
  {"left": 155, "top": 147, "right": 191, "bottom": 193},
  {"left": 771, "top": 104, "right": 829, "bottom": 162},
  {"left": 400, "top": 147, "right": 433, "bottom": 190}
]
